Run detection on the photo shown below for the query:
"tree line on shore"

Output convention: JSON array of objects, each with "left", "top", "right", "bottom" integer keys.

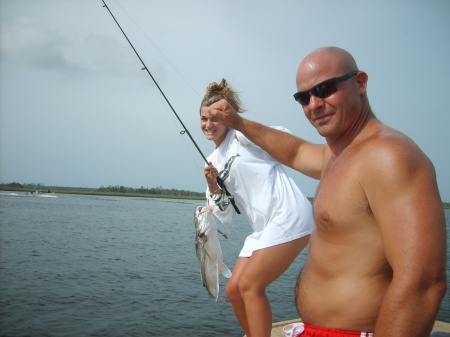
[
  {"left": 97, "top": 185, "right": 204, "bottom": 197},
  {"left": 0, "top": 182, "right": 204, "bottom": 198}
]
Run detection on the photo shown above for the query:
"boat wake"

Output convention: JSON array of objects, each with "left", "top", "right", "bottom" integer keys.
[
  {"left": 0, "top": 192, "right": 27, "bottom": 197},
  {"left": 0, "top": 192, "right": 57, "bottom": 198}
]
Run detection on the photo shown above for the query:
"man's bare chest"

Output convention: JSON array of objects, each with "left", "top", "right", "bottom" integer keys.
[{"left": 313, "top": 159, "right": 371, "bottom": 232}]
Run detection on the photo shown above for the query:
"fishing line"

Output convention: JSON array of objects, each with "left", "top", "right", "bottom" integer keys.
[
  {"left": 109, "top": 0, "right": 202, "bottom": 99},
  {"left": 106, "top": 1, "right": 206, "bottom": 183},
  {"left": 101, "top": 0, "right": 208, "bottom": 164},
  {"left": 101, "top": 0, "right": 240, "bottom": 214},
  {"left": 108, "top": 0, "right": 203, "bottom": 169}
]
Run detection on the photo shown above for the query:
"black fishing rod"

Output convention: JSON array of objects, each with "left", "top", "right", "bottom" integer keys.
[
  {"left": 101, "top": 0, "right": 240, "bottom": 214},
  {"left": 101, "top": 0, "right": 208, "bottom": 164}
]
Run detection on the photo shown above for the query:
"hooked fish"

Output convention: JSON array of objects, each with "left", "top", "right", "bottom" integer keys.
[{"left": 194, "top": 206, "right": 232, "bottom": 300}]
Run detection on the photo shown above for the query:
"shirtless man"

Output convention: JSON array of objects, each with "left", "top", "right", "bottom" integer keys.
[{"left": 208, "top": 47, "right": 447, "bottom": 336}]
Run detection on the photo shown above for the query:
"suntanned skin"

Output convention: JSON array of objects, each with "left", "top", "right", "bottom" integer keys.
[{"left": 208, "top": 47, "right": 447, "bottom": 336}]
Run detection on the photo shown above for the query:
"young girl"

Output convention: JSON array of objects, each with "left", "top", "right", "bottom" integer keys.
[{"left": 200, "top": 79, "right": 313, "bottom": 337}]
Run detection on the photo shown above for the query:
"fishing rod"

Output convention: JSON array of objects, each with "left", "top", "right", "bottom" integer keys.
[
  {"left": 101, "top": 0, "right": 240, "bottom": 214},
  {"left": 101, "top": 0, "right": 208, "bottom": 164}
]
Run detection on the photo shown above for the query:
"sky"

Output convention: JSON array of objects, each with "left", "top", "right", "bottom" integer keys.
[{"left": 1, "top": 0, "right": 449, "bottom": 201}]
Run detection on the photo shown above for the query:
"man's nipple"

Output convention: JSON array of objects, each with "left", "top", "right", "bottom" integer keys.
[{"left": 316, "top": 210, "right": 334, "bottom": 230}]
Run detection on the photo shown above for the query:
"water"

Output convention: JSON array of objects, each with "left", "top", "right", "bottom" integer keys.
[
  {"left": 0, "top": 193, "right": 449, "bottom": 336},
  {"left": 0, "top": 193, "right": 303, "bottom": 336}
]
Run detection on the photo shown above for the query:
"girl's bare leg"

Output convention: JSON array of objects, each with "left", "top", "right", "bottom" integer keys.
[
  {"left": 226, "top": 257, "right": 251, "bottom": 336},
  {"left": 240, "top": 236, "right": 309, "bottom": 337}
]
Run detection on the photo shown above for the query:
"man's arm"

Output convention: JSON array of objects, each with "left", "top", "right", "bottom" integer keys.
[
  {"left": 364, "top": 135, "right": 447, "bottom": 336},
  {"left": 208, "top": 99, "right": 325, "bottom": 179}
]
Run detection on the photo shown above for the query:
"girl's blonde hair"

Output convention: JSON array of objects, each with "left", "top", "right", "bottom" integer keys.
[{"left": 200, "top": 78, "right": 245, "bottom": 113}]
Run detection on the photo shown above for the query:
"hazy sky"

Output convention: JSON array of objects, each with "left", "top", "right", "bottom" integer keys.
[{"left": 1, "top": 0, "right": 449, "bottom": 201}]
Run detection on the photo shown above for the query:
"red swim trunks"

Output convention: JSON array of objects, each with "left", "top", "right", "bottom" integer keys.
[{"left": 284, "top": 322, "right": 374, "bottom": 337}]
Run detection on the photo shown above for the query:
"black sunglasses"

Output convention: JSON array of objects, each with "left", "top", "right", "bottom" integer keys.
[{"left": 293, "top": 71, "right": 359, "bottom": 106}]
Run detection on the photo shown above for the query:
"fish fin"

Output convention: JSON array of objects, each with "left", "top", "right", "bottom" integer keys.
[
  {"left": 221, "top": 262, "right": 232, "bottom": 278},
  {"left": 217, "top": 296, "right": 232, "bottom": 305},
  {"left": 217, "top": 229, "right": 228, "bottom": 240}
]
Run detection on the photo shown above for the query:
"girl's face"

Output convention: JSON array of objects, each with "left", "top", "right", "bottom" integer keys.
[{"left": 200, "top": 106, "right": 229, "bottom": 147}]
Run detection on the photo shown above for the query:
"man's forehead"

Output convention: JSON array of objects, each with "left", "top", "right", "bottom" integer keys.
[{"left": 297, "top": 58, "right": 341, "bottom": 89}]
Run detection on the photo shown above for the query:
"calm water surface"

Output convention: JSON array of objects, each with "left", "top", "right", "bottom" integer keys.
[{"left": 0, "top": 193, "right": 449, "bottom": 336}]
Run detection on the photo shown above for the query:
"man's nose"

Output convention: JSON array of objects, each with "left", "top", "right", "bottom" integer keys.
[{"left": 308, "top": 94, "right": 325, "bottom": 110}]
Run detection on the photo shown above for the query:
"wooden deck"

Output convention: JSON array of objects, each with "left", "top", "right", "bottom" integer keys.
[{"left": 244, "top": 319, "right": 450, "bottom": 336}]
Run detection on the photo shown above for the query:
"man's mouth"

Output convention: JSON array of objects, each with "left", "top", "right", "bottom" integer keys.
[{"left": 314, "top": 113, "right": 332, "bottom": 124}]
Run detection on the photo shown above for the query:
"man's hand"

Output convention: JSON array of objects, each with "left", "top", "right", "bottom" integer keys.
[{"left": 208, "top": 99, "right": 244, "bottom": 130}]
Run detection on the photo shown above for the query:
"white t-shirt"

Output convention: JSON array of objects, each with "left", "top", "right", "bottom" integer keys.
[{"left": 206, "top": 128, "right": 314, "bottom": 257}]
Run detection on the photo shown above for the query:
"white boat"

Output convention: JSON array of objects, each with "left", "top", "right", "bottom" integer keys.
[{"left": 27, "top": 187, "right": 56, "bottom": 197}]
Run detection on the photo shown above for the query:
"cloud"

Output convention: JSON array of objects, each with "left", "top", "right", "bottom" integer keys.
[
  {"left": 0, "top": 15, "right": 139, "bottom": 78},
  {"left": 1, "top": 16, "right": 70, "bottom": 69}
]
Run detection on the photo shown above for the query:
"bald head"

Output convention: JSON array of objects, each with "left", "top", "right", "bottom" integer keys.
[
  {"left": 295, "top": 46, "right": 372, "bottom": 123},
  {"left": 297, "top": 47, "right": 359, "bottom": 89}
]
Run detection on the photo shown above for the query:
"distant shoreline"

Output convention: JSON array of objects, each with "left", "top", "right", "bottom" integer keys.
[
  {"left": 0, "top": 187, "right": 205, "bottom": 201},
  {"left": 1, "top": 187, "right": 448, "bottom": 208}
]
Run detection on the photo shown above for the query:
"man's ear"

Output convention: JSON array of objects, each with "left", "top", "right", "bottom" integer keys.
[{"left": 356, "top": 71, "right": 369, "bottom": 95}]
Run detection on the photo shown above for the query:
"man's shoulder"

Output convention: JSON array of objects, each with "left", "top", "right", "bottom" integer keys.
[
  {"left": 356, "top": 123, "right": 420, "bottom": 159},
  {"left": 352, "top": 123, "right": 434, "bottom": 186}
]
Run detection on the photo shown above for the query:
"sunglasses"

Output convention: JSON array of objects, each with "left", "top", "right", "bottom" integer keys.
[{"left": 293, "top": 71, "right": 359, "bottom": 106}]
